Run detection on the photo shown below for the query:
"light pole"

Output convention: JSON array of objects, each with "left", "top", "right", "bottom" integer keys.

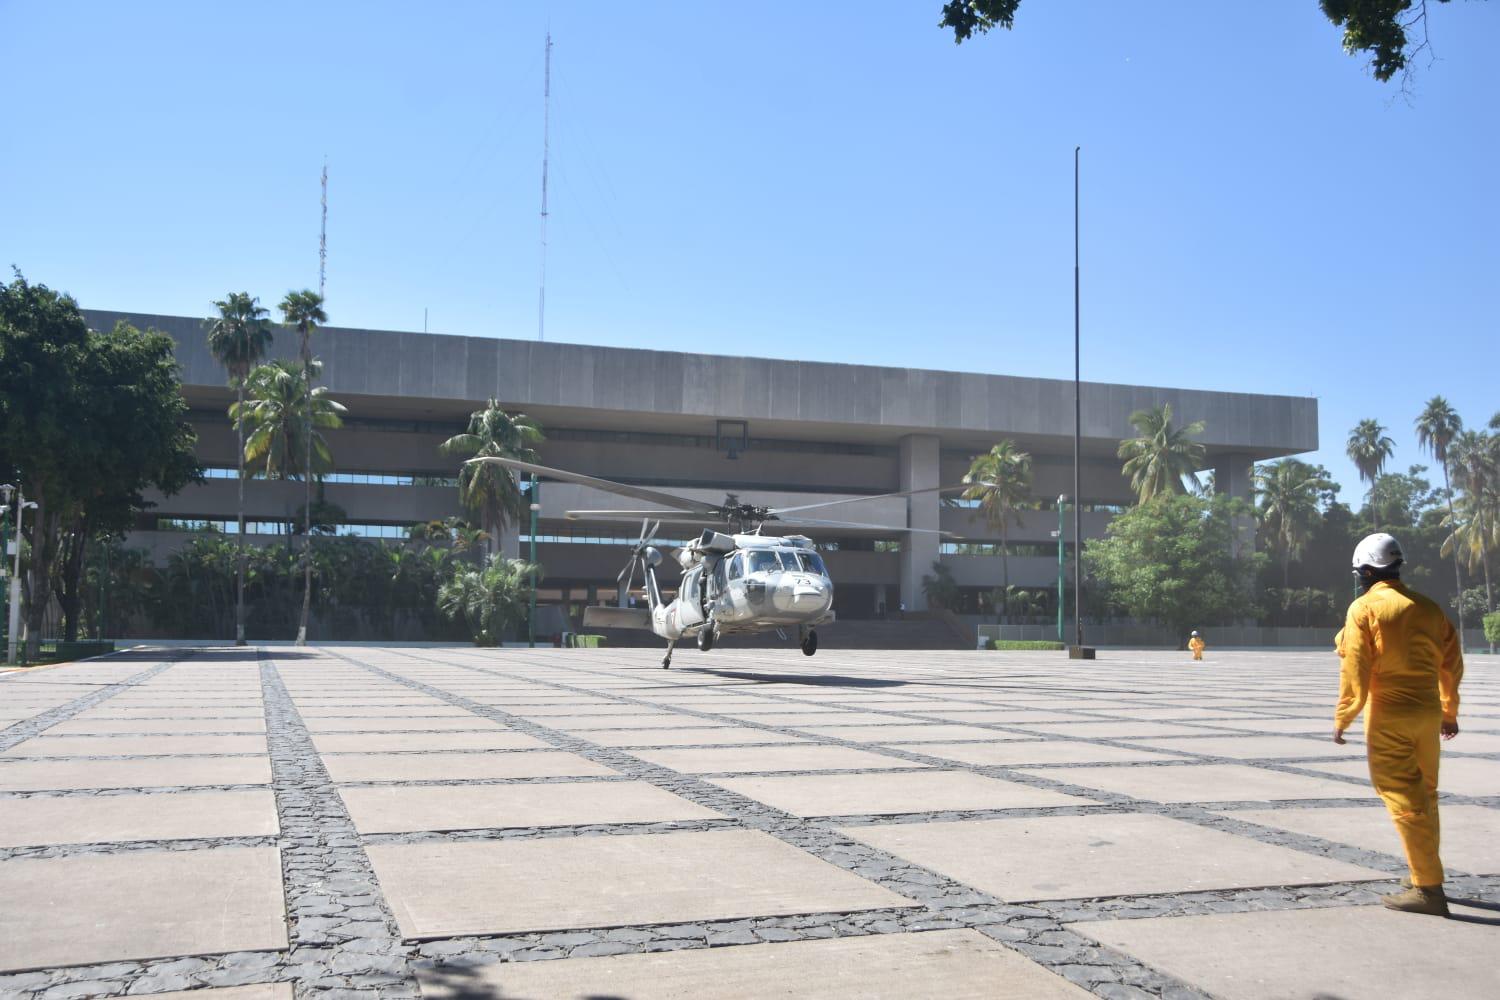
[
  {"left": 7, "top": 487, "right": 38, "bottom": 666},
  {"left": 1070, "top": 146, "right": 1092, "bottom": 658},
  {"left": 527, "top": 474, "right": 539, "bottom": 648},
  {"left": 1, "top": 485, "right": 11, "bottom": 657},
  {"left": 1055, "top": 494, "right": 1067, "bottom": 644}
]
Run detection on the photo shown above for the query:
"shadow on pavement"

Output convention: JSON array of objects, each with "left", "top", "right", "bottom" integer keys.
[{"left": 681, "top": 668, "right": 904, "bottom": 688}]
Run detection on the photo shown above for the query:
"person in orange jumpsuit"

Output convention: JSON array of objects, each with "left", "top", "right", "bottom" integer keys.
[
  {"left": 1187, "top": 630, "right": 1205, "bottom": 661},
  {"left": 1334, "top": 532, "right": 1463, "bottom": 916}
]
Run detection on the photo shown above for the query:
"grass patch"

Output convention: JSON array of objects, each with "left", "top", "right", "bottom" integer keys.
[{"left": 988, "top": 640, "right": 1066, "bottom": 651}]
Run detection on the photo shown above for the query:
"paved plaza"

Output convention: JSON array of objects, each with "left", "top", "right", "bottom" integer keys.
[{"left": 0, "top": 646, "right": 1496, "bottom": 999}]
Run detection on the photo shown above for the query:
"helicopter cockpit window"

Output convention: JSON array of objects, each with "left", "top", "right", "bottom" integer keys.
[
  {"left": 776, "top": 550, "right": 806, "bottom": 572},
  {"left": 797, "top": 551, "right": 827, "bottom": 576},
  {"left": 712, "top": 557, "right": 727, "bottom": 592},
  {"left": 727, "top": 553, "right": 743, "bottom": 580},
  {"left": 747, "top": 551, "right": 780, "bottom": 574}
]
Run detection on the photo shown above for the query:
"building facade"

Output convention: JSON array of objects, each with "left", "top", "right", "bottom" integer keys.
[{"left": 86, "top": 309, "right": 1318, "bottom": 620}]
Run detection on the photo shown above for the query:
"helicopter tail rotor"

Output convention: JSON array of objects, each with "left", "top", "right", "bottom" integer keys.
[{"left": 617, "top": 519, "right": 662, "bottom": 602}]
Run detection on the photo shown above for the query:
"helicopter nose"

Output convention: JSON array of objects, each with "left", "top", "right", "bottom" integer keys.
[{"left": 787, "top": 578, "right": 831, "bottom": 613}]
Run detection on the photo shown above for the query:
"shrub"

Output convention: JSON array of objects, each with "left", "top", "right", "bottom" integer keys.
[
  {"left": 1483, "top": 611, "right": 1500, "bottom": 650},
  {"left": 989, "top": 640, "right": 1065, "bottom": 651}
]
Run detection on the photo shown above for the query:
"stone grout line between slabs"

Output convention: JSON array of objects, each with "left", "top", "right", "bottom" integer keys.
[{"left": 324, "top": 649, "right": 1222, "bottom": 1000}]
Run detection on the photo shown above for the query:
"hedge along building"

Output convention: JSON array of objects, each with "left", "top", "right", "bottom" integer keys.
[{"left": 85, "top": 309, "right": 1317, "bottom": 621}]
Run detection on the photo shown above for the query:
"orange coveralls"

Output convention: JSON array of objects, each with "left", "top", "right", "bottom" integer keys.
[
  {"left": 1188, "top": 636, "right": 1205, "bottom": 661},
  {"left": 1335, "top": 580, "right": 1464, "bottom": 887}
]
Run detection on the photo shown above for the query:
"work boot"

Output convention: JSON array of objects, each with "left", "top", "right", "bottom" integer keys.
[{"left": 1381, "top": 885, "right": 1449, "bottom": 916}]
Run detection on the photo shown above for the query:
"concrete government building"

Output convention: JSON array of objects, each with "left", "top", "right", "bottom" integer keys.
[{"left": 86, "top": 309, "right": 1318, "bottom": 623}]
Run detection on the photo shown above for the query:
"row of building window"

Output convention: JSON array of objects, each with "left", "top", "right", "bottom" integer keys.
[
  {"left": 156, "top": 518, "right": 417, "bottom": 539},
  {"left": 201, "top": 468, "right": 460, "bottom": 488}
]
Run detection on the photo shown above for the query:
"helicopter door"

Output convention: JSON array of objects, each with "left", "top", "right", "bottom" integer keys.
[{"left": 677, "top": 567, "right": 706, "bottom": 629}]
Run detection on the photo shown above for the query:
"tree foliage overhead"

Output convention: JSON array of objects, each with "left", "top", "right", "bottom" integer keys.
[
  {"left": 441, "top": 400, "right": 544, "bottom": 552},
  {"left": 231, "top": 360, "right": 347, "bottom": 480},
  {"left": 938, "top": 0, "right": 1476, "bottom": 83}
]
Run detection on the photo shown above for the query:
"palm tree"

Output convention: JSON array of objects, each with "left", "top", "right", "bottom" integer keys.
[
  {"left": 961, "top": 440, "right": 1032, "bottom": 620},
  {"left": 440, "top": 400, "right": 544, "bottom": 553},
  {"left": 278, "top": 289, "right": 327, "bottom": 645},
  {"left": 1346, "top": 419, "right": 1395, "bottom": 532},
  {"left": 1446, "top": 430, "right": 1496, "bottom": 612},
  {"left": 232, "top": 361, "right": 347, "bottom": 482},
  {"left": 1254, "top": 459, "right": 1330, "bottom": 589},
  {"left": 437, "top": 554, "right": 541, "bottom": 646},
  {"left": 1415, "top": 396, "right": 1465, "bottom": 633},
  {"left": 1118, "top": 403, "right": 1206, "bottom": 503},
  {"left": 205, "top": 292, "right": 273, "bottom": 646}
]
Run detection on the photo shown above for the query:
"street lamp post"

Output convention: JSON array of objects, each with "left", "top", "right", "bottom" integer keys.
[
  {"left": 0, "top": 485, "right": 11, "bottom": 657},
  {"left": 1055, "top": 494, "right": 1067, "bottom": 644},
  {"left": 527, "top": 474, "right": 539, "bottom": 649},
  {"left": 6, "top": 486, "right": 38, "bottom": 666}
]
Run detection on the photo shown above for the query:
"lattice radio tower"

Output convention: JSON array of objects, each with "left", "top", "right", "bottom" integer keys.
[
  {"left": 537, "top": 32, "right": 552, "bottom": 342},
  {"left": 319, "top": 159, "right": 328, "bottom": 300}
]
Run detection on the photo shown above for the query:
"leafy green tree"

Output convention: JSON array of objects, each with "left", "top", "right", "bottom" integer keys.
[
  {"left": 440, "top": 400, "right": 544, "bottom": 553},
  {"left": 437, "top": 554, "right": 541, "bottom": 646},
  {"left": 1083, "top": 494, "right": 1265, "bottom": 636},
  {"left": 206, "top": 292, "right": 273, "bottom": 645},
  {"left": 1483, "top": 610, "right": 1500, "bottom": 652},
  {"left": 232, "top": 361, "right": 346, "bottom": 480},
  {"left": 1118, "top": 403, "right": 1206, "bottom": 504},
  {"left": 1255, "top": 459, "right": 1332, "bottom": 588},
  {"left": 938, "top": 0, "right": 1478, "bottom": 84},
  {"left": 920, "top": 562, "right": 960, "bottom": 611},
  {"left": 1416, "top": 395, "right": 1466, "bottom": 633},
  {"left": 1346, "top": 419, "right": 1395, "bottom": 532},
  {"left": 961, "top": 440, "right": 1032, "bottom": 619},
  {"left": 278, "top": 289, "right": 327, "bottom": 645},
  {"left": 0, "top": 275, "right": 199, "bottom": 655}
]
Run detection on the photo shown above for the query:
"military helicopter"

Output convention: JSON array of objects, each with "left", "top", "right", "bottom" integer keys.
[{"left": 467, "top": 457, "right": 977, "bottom": 668}]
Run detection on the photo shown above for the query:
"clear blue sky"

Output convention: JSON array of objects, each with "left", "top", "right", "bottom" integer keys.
[{"left": 3, "top": 1, "right": 1495, "bottom": 499}]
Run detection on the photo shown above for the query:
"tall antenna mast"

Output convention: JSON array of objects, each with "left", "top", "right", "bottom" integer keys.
[
  {"left": 537, "top": 31, "right": 552, "bottom": 342},
  {"left": 319, "top": 158, "right": 328, "bottom": 300}
]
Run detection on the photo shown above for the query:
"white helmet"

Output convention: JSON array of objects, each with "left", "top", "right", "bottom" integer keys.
[
  {"left": 1352, "top": 533, "right": 1403, "bottom": 571},
  {"left": 1190, "top": 630, "right": 1200, "bottom": 637}
]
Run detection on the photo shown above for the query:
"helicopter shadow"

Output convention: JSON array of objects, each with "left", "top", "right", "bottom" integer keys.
[
  {"left": 680, "top": 668, "right": 905, "bottom": 688},
  {"left": 416, "top": 961, "right": 627, "bottom": 1000}
]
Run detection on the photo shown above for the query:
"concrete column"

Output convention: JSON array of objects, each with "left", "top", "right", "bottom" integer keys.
[
  {"left": 899, "top": 434, "right": 941, "bottom": 611},
  {"left": 499, "top": 518, "right": 521, "bottom": 560},
  {"left": 1213, "top": 454, "right": 1256, "bottom": 556}
]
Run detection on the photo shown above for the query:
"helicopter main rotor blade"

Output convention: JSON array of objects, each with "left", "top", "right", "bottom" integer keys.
[
  {"left": 464, "top": 457, "right": 723, "bottom": 515},
  {"left": 774, "top": 516, "right": 958, "bottom": 537},
  {"left": 768, "top": 482, "right": 982, "bottom": 516},
  {"left": 564, "top": 508, "right": 705, "bottom": 520}
]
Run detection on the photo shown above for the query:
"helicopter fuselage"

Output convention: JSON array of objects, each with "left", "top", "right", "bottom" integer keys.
[{"left": 654, "top": 533, "right": 834, "bottom": 641}]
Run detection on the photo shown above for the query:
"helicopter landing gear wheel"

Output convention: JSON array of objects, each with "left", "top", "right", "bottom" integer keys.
[
  {"left": 800, "top": 628, "right": 818, "bottom": 656},
  {"left": 697, "top": 625, "right": 716, "bottom": 652},
  {"left": 661, "top": 641, "right": 675, "bottom": 669}
]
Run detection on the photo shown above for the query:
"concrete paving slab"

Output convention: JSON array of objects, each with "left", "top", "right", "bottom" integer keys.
[
  {"left": 1027, "top": 721, "right": 1239, "bottom": 739},
  {"left": 3, "top": 734, "right": 267, "bottom": 757},
  {"left": 1296, "top": 756, "right": 1500, "bottom": 797},
  {"left": 627, "top": 745, "right": 923, "bottom": 774},
  {"left": 1213, "top": 718, "right": 1341, "bottom": 734},
  {"left": 302, "top": 717, "right": 501, "bottom": 732},
  {"left": 145, "top": 987, "right": 293, "bottom": 1000},
  {"left": 0, "top": 790, "right": 280, "bottom": 847},
  {"left": 295, "top": 706, "right": 472, "bottom": 718},
  {"left": 321, "top": 750, "right": 618, "bottom": 783},
  {"left": 1021, "top": 762, "right": 1372, "bottom": 803},
  {"left": 367, "top": 829, "right": 913, "bottom": 938},
  {"left": 340, "top": 781, "right": 723, "bottom": 833},
  {"left": 417, "top": 928, "right": 1090, "bottom": 999},
  {"left": 1070, "top": 903, "right": 1500, "bottom": 1000},
  {"left": 1133, "top": 735, "right": 1358, "bottom": 760},
  {"left": 1444, "top": 731, "right": 1500, "bottom": 752},
  {"left": 580, "top": 727, "right": 807, "bottom": 747},
  {"left": 1219, "top": 804, "right": 1500, "bottom": 875},
  {"left": 311, "top": 731, "right": 550, "bottom": 753},
  {"left": 912, "top": 740, "right": 1180, "bottom": 767},
  {"left": 540, "top": 714, "right": 732, "bottom": 730},
  {"left": 45, "top": 718, "right": 268, "bottom": 734},
  {"left": 838, "top": 814, "right": 1387, "bottom": 902},
  {"left": 73, "top": 707, "right": 267, "bottom": 719},
  {"left": 723, "top": 712, "right": 914, "bottom": 726},
  {"left": 710, "top": 770, "right": 1090, "bottom": 816},
  {"left": 918, "top": 711, "right": 1094, "bottom": 724},
  {"left": 798, "top": 724, "right": 1014, "bottom": 743},
  {"left": 0, "top": 757, "right": 272, "bottom": 791},
  {"left": 0, "top": 848, "right": 287, "bottom": 972}
]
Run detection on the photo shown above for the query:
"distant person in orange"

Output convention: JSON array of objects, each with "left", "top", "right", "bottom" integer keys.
[
  {"left": 1334, "top": 533, "right": 1463, "bottom": 916},
  {"left": 1187, "top": 630, "right": 1205, "bottom": 661}
]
